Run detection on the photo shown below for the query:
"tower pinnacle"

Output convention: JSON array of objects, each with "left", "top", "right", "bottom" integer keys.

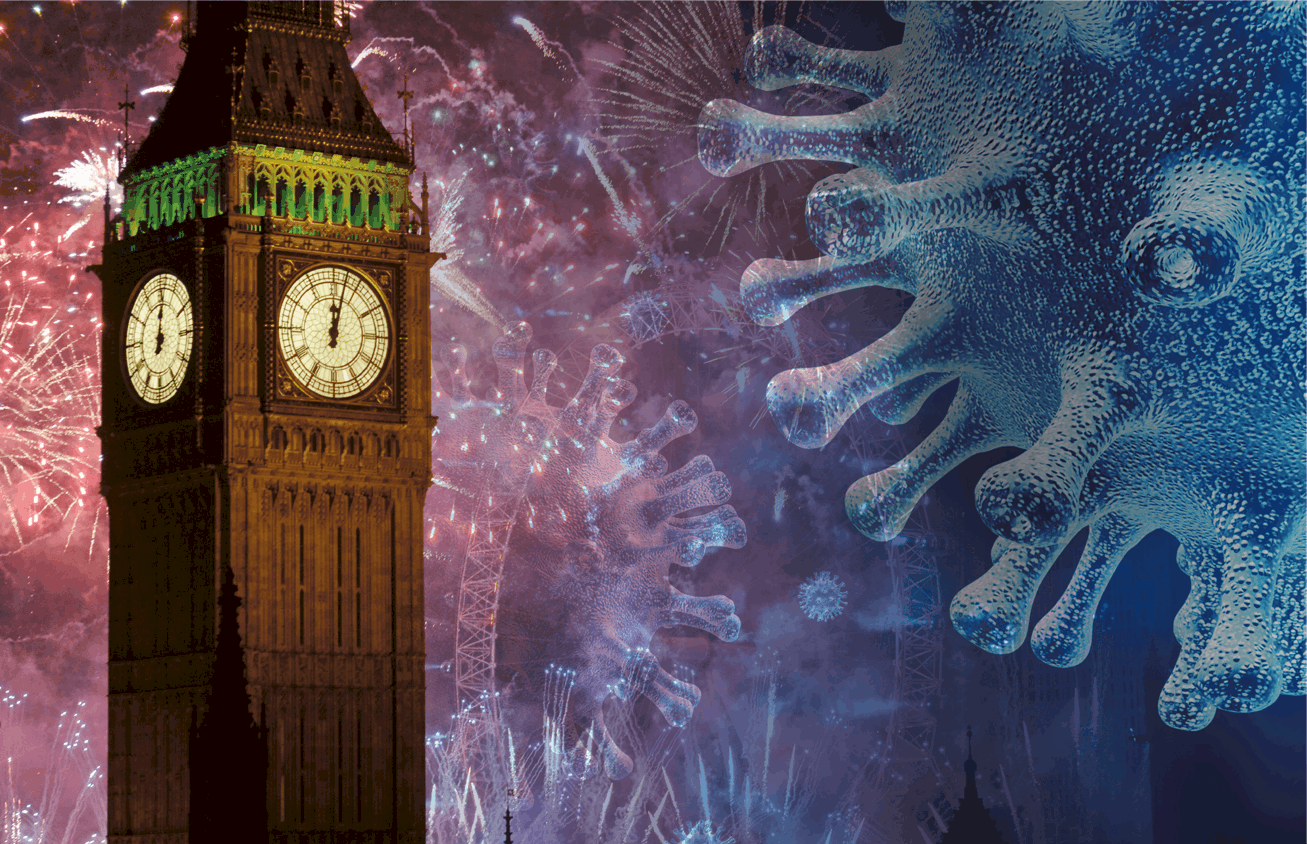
[
  {"left": 964, "top": 724, "right": 978, "bottom": 801},
  {"left": 939, "top": 725, "right": 1007, "bottom": 844}
]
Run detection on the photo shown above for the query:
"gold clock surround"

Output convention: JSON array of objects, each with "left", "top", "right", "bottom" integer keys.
[
  {"left": 272, "top": 257, "right": 399, "bottom": 409},
  {"left": 123, "top": 271, "right": 194, "bottom": 405}
]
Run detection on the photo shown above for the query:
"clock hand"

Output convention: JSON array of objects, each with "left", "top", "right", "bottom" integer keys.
[
  {"left": 328, "top": 290, "right": 343, "bottom": 349},
  {"left": 155, "top": 306, "right": 165, "bottom": 355}
]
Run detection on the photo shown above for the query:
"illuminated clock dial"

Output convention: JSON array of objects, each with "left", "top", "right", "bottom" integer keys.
[
  {"left": 277, "top": 266, "right": 390, "bottom": 399},
  {"left": 124, "top": 272, "right": 193, "bottom": 404}
]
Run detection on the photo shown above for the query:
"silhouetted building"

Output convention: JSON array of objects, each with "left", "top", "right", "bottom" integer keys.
[
  {"left": 190, "top": 563, "right": 267, "bottom": 844},
  {"left": 92, "top": 1, "right": 442, "bottom": 842},
  {"left": 939, "top": 727, "right": 1007, "bottom": 844}
]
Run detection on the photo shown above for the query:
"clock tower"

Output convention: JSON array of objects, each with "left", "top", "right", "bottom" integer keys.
[{"left": 90, "top": 3, "right": 441, "bottom": 842}]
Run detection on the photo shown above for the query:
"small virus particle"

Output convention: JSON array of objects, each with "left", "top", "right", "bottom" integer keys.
[
  {"left": 798, "top": 572, "right": 848, "bottom": 622},
  {"left": 618, "top": 290, "right": 671, "bottom": 345},
  {"left": 699, "top": 3, "right": 1304, "bottom": 729},
  {"left": 675, "top": 820, "right": 735, "bottom": 844}
]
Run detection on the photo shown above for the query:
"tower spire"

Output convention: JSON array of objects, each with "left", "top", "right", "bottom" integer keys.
[
  {"left": 116, "top": 82, "right": 135, "bottom": 170},
  {"left": 938, "top": 724, "right": 1007, "bottom": 843},
  {"left": 964, "top": 724, "right": 978, "bottom": 801},
  {"left": 398, "top": 68, "right": 415, "bottom": 162}
]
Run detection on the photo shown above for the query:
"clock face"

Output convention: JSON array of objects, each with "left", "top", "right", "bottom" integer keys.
[
  {"left": 124, "top": 273, "right": 193, "bottom": 405},
  {"left": 277, "top": 266, "right": 391, "bottom": 399}
]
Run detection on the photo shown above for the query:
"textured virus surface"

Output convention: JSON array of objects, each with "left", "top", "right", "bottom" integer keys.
[
  {"left": 698, "top": 3, "right": 1305, "bottom": 729},
  {"left": 674, "top": 820, "right": 735, "bottom": 844},
  {"left": 432, "top": 322, "right": 747, "bottom": 778},
  {"left": 797, "top": 571, "right": 848, "bottom": 622}
]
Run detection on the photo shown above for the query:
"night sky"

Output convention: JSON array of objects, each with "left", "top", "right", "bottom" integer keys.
[{"left": 0, "top": 2, "right": 1301, "bottom": 843}]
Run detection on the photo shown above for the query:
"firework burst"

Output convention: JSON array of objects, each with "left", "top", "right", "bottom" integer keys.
[
  {"left": 53, "top": 150, "right": 123, "bottom": 243},
  {"left": 0, "top": 692, "right": 105, "bottom": 844},
  {"left": 0, "top": 289, "right": 99, "bottom": 558}
]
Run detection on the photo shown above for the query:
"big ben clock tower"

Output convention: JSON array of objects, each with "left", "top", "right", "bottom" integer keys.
[{"left": 89, "top": 3, "right": 441, "bottom": 842}]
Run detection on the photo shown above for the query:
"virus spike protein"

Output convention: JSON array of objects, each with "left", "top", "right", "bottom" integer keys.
[
  {"left": 433, "top": 323, "right": 746, "bottom": 779},
  {"left": 699, "top": 4, "right": 1305, "bottom": 729}
]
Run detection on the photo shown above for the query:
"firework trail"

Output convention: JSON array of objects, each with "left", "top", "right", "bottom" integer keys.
[
  {"left": 351, "top": 43, "right": 397, "bottom": 69},
  {"left": 512, "top": 16, "right": 580, "bottom": 79},
  {"left": 354, "top": 36, "right": 455, "bottom": 79},
  {"left": 19, "top": 112, "right": 111, "bottom": 128},
  {"left": 577, "top": 138, "right": 639, "bottom": 238},
  {"left": 428, "top": 175, "right": 505, "bottom": 328}
]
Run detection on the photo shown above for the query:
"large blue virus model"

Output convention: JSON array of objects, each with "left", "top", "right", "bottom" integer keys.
[
  {"left": 698, "top": 2, "right": 1304, "bottom": 729},
  {"left": 798, "top": 571, "right": 848, "bottom": 622},
  {"left": 432, "top": 323, "right": 747, "bottom": 778}
]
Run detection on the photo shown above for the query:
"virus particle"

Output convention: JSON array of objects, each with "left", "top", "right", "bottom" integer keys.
[
  {"left": 675, "top": 820, "right": 735, "bottom": 844},
  {"left": 432, "top": 322, "right": 747, "bottom": 778},
  {"left": 618, "top": 290, "right": 671, "bottom": 345},
  {"left": 798, "top": 572, "right": 848, "bottom": 622},
  {"left": 698, "top": 3, "right": 1304, "bottom": 730}
]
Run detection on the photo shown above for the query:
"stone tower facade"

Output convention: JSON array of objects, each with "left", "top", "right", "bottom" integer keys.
[{"left": 90, "top": 3, "right": 441, "bottom": 841}]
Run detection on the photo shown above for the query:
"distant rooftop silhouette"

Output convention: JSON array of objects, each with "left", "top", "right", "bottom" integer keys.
[{"left": 939, "top": 726, "right": 1007, "bottom": 844}]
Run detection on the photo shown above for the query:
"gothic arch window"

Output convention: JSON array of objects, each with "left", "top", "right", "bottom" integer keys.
[
  {"left": 349, "top": 186, "right": 363, "bottom": 224},
  {"left": 269, "top": 426, "right": 288, "bottom": 451},
  {"left": 254, "top": 176, "right": 271, "bottom": 214},
  {"left": 331, "top": 185, "right": 346, "bottom": 224},
  {"left": 368, "top": 188, "right": 381, "bottom": 228},
  {"left": 383, "top": 435, "right": 398, "bottom": 459},
  {"left": 276, "top": 177, "right": 291, "bottom": 216},
  {"left": 308, "top": 429, "right": 324, "bottom": 453}
]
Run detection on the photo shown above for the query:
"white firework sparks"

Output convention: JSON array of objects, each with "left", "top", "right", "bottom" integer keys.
[{"left": 0, "top": 289, "right": 100, "bottom": 557}]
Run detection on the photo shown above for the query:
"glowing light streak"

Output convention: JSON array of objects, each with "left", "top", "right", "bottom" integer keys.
[
  {"left": 578, "top": 137, "right": 639, "bottom": 238},
  {"left": 19, "top": 111, "right": 110, "bottom": 127},
  {"left": 512, "top": 15, "right": 580, "bottom": 78}
]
